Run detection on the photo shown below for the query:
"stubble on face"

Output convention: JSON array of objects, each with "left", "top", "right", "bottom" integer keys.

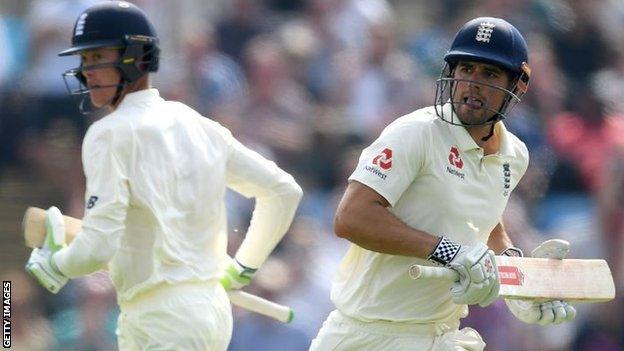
[{"left": 451, "top": 61, "right": 511, "bottom": 125}]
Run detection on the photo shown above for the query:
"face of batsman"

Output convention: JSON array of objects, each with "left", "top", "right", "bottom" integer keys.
[
  {"left": 79, "top": 48, "right": 123, "bottom": 108},
  {"left": 434, "top": 17, "right": 530, "bottom": 127},
  {"left": 450, "top": 60, "right": 511, "bottom": 125}
]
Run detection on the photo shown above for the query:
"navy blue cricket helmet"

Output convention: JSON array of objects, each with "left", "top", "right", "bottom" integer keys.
[
  {"left": 435, "top": 17, "right": 531, "bottom": 128},
  {"left": 59, "top": 1, "right": 160, "bottom": 113}
]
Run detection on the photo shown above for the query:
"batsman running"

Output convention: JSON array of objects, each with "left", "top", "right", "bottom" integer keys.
[
  {"left": 24, "top": 2, "right": 302, "bottom": 350},
  {"left": 310, "top": 17, "right": 576, "bottom": 351}
]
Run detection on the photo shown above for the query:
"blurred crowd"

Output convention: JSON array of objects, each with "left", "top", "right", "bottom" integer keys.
[{"left": 1, "top": 0, "right": 623, "bottom": 350}]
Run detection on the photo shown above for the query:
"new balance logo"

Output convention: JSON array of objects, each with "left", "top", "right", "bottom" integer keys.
[{"left": 476, "top": 22, "right": 495, "bottom": 43}]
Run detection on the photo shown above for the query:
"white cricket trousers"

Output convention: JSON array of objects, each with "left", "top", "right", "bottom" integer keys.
[
  {"left": 116, "top": 281, "right": 233, "bottom": 351},
  {"left": 309, "top": 310, "right": 485, "bottom": 351}
]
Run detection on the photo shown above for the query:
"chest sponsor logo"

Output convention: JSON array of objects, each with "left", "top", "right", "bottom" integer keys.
[
  {"left": 503, "top": 163, "right": 511, "bottom": 196},
  {"left": 498, "top": 265, "right": 524, "bottom": 286},
  {"left": 372, "top": 148, "right": 393, "bottom": 170},
  {"left": 446, "top": 146, "right": 465, "bottom": 179},
  {"left": 448, "top": 146, "right": 464, "bottom": 169}
]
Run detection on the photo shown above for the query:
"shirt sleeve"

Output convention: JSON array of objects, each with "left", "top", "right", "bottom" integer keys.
[
  {"left": 222, "top": 130, "right": 303, "bottom": 268},
  {"left": 54, "top": 124, "right": 130, "bottom": 278},
  {"left": 349, "top": 119, "right": 428, "bottom": 206}
]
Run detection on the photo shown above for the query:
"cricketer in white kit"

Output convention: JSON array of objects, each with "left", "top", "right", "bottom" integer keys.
[
  {"left": 310, "top": 17, "right": 576, "bottom": 351},
  {"left": 24, "top": 2, "right": 302, "bottom": 350}
]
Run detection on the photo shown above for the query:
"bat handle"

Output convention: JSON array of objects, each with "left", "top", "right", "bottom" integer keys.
[
  {"left": 409, "top": 264, "right": 460, "bottom": 282},
  {"left": 227, "top": 290, "right": 294, "bottom": 323}
]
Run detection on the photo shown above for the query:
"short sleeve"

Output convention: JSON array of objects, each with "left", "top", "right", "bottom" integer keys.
[{"left": 349, "top": 119, "right": 429, "bottom": 206}]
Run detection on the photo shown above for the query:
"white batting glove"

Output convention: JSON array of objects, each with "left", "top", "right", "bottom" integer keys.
[
  {"left": 25, "top": 207, "right": 68, "bottom": 294},
  {"left": 220, "top": 258, "right": 257, "bottom": 290},
  {"left": 428, "top": 237, "right": 499, "bottom": 307},
  {"left": 505, "top": 239, "right": 576, "bottom": 325}
]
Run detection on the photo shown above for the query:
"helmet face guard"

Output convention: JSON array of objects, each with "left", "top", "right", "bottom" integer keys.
[
  {"left": 435, "top": 17, "right": 531, "bottom": 126},
  {"left": 61, "top": 36, "right": 159, "bottom": 114},
  {"left": 61, "top": 62, "right": 124, "bottom": 115},
  {"left": 434, "top": 61, "right": 530, "bottom": 126}
]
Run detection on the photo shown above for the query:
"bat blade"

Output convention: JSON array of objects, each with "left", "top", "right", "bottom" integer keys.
[
  {"left": 409, "top": 256, "right": 615, "bottom": 303},
  {"left": 496, "top": 256, "right": 615, "bottom": 302}
]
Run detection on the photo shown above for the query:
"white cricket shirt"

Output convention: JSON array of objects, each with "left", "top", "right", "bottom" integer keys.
[
  {"left": 54, "top": 89, "right": 301, "bottom": 303},
  {"left": 331, "top": 103, "right": 529, "bottom": 323}
]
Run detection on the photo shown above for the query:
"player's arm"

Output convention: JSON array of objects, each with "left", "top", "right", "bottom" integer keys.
[
  {"left": 52, "top": 127, "right": 130, "bottom": 278},
  {"left": 221, "top": 135, "right": 302, "bottom": 289},
  {"left": 338, "top": 120, "right": 498, "bottom": 306},
  {"left": 487, "top": 221, "right": 521, "bottom": 256},
  {"left": 336, "top": 181, "right": 498, "bottom": 306},
  {"left": 334, "top": 180, "right": 438, "bottom": 258}
]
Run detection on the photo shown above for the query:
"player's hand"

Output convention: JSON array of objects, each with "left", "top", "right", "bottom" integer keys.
[
  {"left": 220, "top": 259, "right": 257, "bottom": 290},
  {"left": 428, "top": 237, "right": 499, "bottom": 307},
  {"left": 505, "top": 239, "right": 576, "bottom": 325},
  {"left": 25, "top": 206, "right": 68, "bottom": 293},
  {"left": 43, "top": 206, "right": 67, "bottom": 252},
  {"left": 448, "top": 243, "right": 499, "bottom": 307}
]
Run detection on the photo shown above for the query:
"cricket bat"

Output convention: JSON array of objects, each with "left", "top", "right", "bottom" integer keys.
[
  {"left": 22, "top": 207, "right": 294, "bottom": 323},
  {"left": 409, "top": 255, "right": 615, "bottom": 302}
]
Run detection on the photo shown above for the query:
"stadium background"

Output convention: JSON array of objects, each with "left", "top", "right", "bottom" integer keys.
[{"left": 0, "top": 0, "right": 622, "bottom": 350}]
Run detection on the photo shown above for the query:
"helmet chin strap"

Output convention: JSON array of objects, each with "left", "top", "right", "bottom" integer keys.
[{"left": 481, "top": 115, "right": 502, "bottom": 142}]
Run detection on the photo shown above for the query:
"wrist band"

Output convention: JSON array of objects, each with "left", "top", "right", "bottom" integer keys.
[
  {"left": 427, "top": 236, "right": 461, "bottom": 265},
  {"left": 235, "top": 259, "right": 258, "bottom": 278}
]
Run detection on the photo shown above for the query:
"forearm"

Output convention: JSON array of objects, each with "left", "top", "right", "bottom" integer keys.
[
  {"left": 334, "top": 181, "right": 440, "bottom": 257},
  {"left": 336, "top": 206, "right": 439, "bottom": 258},
  {"left": 235, "top": 181, "right": 303, "bottom": 268},
  {"left": 53, "top": 229, "right": 115, "bottom": 277},
  {"left": 53, "top": 205, "right": 126, "bottom": 278},
  {"left": 487, "top": 221, "right": 515, "bottom": 254}
]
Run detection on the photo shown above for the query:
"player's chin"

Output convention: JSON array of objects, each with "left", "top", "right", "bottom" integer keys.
[
  {"left": 457, "top": 109, "right": 490, "bottom": 126},
  {"left": 89, "top": 93, "right": 110, "bottom": 108}
]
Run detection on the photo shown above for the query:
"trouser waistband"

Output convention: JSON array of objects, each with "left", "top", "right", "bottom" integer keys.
[{"left": 331, "top": 310, "right": 461, "bottom": 336}]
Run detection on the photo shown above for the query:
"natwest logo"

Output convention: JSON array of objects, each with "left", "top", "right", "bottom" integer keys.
[
  {"left": 448, "top": 146, "right": 464, "bottom": 169},
  {"left": 372, "top": 148, "right": 392, "bottom": 170}
]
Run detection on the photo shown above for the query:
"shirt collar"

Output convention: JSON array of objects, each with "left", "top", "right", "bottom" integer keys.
[
  {"left": 117, "top": 88, "right": 162, "bottom": 108},
  {"left": 441, "top": 103, "right": 516, "bottom": 157},
  {"left": 496, "top": 122, "right": 516, "bottom": 158},
  {"left": 441, "top": 103, "right": 480, "bottom": 152}
]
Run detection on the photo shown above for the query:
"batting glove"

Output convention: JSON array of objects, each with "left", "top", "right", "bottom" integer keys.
[
  {"left": 505, "top": 239, "right": 576, "bottom": 325},
  {"left": 428, "top": 237, "right": 499, "bottom": 307},
  {"left": 25, "top": 207, "right": 68, "bottom": 293},
  {"left": 220, "top": 259, "right": 257, "bottom": 290}
]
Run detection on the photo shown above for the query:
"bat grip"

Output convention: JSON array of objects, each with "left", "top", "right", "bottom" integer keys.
[{"left": 409, "top": 264, "right": 460, "bottom": 282}]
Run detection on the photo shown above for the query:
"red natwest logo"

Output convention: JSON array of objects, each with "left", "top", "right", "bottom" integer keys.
[
  {"left": 372, "top": 148, "right": 392, "bottom": 170},
  {"left": 448, "top": 146, "right": 464, "bottom": 169}
]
